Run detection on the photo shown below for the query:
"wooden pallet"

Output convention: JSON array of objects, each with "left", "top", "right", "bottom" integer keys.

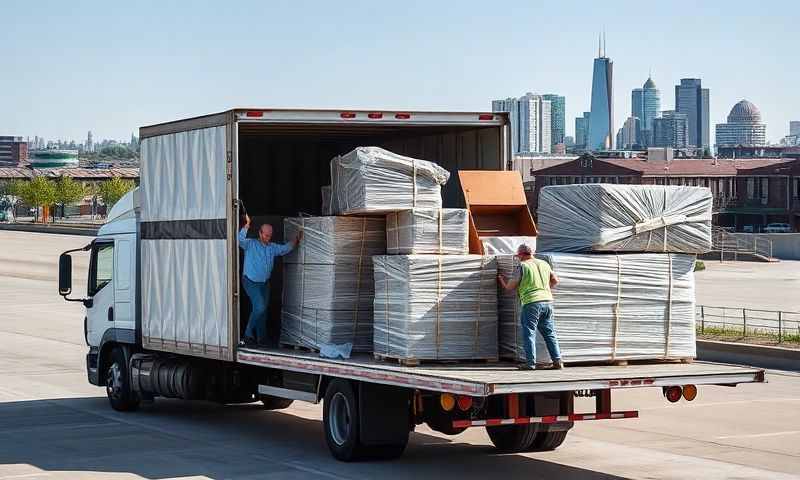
[
  {"left": 373, "top": 353, "right": 499, "bottom": 368},
  {"left": 279, "top": 342, "right": 319, "bottom": 353}
]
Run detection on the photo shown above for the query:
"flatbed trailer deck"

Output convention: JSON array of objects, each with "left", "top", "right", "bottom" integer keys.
[{"left": 238, "top": 347, "right": 765, "bottom": 396}]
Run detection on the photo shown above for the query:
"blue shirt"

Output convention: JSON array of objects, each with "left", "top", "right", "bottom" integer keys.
[{"left": 238, "top": 227, "right": 294, "bottom": 283}]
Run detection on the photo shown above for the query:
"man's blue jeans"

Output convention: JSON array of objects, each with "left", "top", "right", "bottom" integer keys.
[
  {"left": 242, "top": 276, "right": 270, "bottom": 344},
  {"left": 520, "top": 301, "right": 561, "bottom": 367}
]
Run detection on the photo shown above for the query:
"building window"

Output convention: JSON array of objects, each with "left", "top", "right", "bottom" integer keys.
[
  {"left": 760, "top": 178, "right": 769, "bottom": 204},
  {"left": 794, "top": 178, "right": 800, "bottom": 198},
  {"left": 747, "top": 178, "right": 755, "bottom": 199}
]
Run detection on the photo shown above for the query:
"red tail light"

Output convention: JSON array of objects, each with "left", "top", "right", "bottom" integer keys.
[
  {"left": 395, "top": 113, "right": 411, "bottom": 119},
  {"left": 368, "top": 112, "right": 383, "bottom": 119},
  {"left": 664, "top": 386, "right": 682, "bottom": 403},
  {"left": 478, "top": 114, "right": 494, "bottom": 121},
  {"left": 456, "top": 395, "right": 473, "bottom": 411},
  {"left": 340, "top": 112, "right": 356, "bottom": 119},
  {"left": 245, "top": 111, "right": 263, "bottom": 117}
]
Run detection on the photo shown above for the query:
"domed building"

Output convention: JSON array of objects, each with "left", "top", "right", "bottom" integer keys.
[
  {"left": 28, "top": 149, "right": 79, "bottom": 168},
  {"left": 715, "top": 100, "right": 767, "bottom": 147}
]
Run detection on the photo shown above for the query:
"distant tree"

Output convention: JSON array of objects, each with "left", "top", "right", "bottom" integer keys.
[
  {"left": 53, "top": 176, "right": 87, "bottom": 219},
  {"left": 13, "top": 177, "right": 56, "bottom": 222},
  {"left": 99, "top": 145, "right": 135, "bottom": 159},
  {"left": 702, "top": 148, "right": 713, "bottom": 159},
  {"left": 98, "top": 177, "right": 135, "bottom": 209}
]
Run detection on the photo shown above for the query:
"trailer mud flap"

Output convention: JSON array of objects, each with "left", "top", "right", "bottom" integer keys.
[{"left": 358, "top": 383, "right": 411, "bottom": 446}]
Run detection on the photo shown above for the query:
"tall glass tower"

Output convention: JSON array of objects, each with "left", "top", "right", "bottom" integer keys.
[
  {"left": 631, "top": 76, "right": 661, "bottom": 146},
  {"left": 587, "top": 36, "right": 613, "bottom": 151},
  {"left": 675, "top": 78, "right": 710, "bottom": 149},
  {"left": 542, "top": 94, "right": 565, "bottom": 147}
]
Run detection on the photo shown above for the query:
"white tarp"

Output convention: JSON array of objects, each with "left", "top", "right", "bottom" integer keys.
[
  {"left": 386, "top": 209, "right": 469, "bottom": 255},
  {"left": 330, "top": 147, "right": 450, "bottom": 215},
  {"left": 139, "top": 126, "right": 230, "bottom": 359},
  {"left": 536, "top": 184, "right": 713, "bottom": 254},
  {"left": 498, "top": 253, "right": 697, "bottom": 363},
  {"left": 373, "top": 255, "right": 498, "bottom": 361}
]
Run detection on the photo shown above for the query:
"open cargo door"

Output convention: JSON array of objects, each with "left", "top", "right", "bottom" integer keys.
[
  {"left": 139, "top": 124, "right": 233, "bottom": 361},
  {"left": 458, "top": 170, "right": 538, "bottom": 254}
]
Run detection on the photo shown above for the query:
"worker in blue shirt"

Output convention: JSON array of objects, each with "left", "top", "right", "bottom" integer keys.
[{"left": 238, "top": 214, "right": 302, "bottom": 347}]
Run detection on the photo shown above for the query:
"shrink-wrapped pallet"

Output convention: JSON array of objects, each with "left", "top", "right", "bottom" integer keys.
[
  {"left": 321, "top": 185, "right": 332, "bottom": 215},
  {"left": 386, "top": 209, "right": 469, "bottom": 255},
  {"left": 481, "top": 236, "right": 537, "bottom": 255},
  {"left": 330, "top": 147, "right": 450, "bottom": 215},
  {"left": 283, "top": 216, "right": 386, "bottom": 264},
  {"left": 373, "top": 255, "right": 498, "bottom": 362},
  {"left": 498, "top": 253, "right": 696, "bottom": 363},
  {"left": 280, "top": 216, "right": 385, "bottom": 352},
  {"left": 536, "top": 184, "right": 712, "bottom": 253}
]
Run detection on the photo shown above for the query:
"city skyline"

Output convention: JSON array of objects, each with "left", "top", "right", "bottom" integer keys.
[{"left": 1, "top": 1, "right": 798, "bottom": 144}]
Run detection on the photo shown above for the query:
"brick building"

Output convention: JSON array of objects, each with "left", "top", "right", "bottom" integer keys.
[
  {"left": 528, "top": 153, "right": 800, "bottom": 232},
  {"left": 0, "top": 136, "right": 28, "bottom": 166}
]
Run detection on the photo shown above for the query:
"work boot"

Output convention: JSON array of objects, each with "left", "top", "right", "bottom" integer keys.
[
  {"left": 238, "top": 337, "right": 256, "bottom": 348},
  {"left": 518, "top": 364, "right": 535, "bottom": 371},
  {"left": 551, "top": 360, "right": 565, "bottom": 370}
]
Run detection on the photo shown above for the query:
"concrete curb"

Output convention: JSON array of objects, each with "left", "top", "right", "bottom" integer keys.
[
  {"left": 697, "top": 339, "right": 800, "bottom": 371},
  {"left": 0, "top": 223, "right": 99, "bottom": 236}
]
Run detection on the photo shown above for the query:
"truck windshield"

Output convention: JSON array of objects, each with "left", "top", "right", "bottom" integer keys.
[{"left": 89, "top": 243, "right": 114, "bottom": 296}]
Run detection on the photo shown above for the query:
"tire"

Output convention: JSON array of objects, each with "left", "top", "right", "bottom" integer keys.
[
  {"left": 486, "top": 424, "right": 538, "bottom": 453},
  {"left": 528, "top": 430, "right": 568, "bottom": 451},
  {"left": 260, "top": 395, "right": 294, "bottom": 410},
  {"left": 105, "top": 347, "right": 140, "bottom": 412},
  {"left": 323, "top": 379, "right": 367, "bottom": 462}
]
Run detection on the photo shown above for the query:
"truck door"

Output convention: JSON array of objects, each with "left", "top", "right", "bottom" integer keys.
[
  {"left": 86, "top": 241, "right": 115, "bottom": 347},
  {"left": 113, "top": 236, "right": 135, "bottom": 331}
]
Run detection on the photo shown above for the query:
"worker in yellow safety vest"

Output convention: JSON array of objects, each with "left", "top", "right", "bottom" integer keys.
[{"left": 498, "top": 244, "right": 564, "bottom": 371}]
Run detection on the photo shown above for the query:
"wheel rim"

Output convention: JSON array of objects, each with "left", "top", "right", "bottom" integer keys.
[
  {"left": 106, "top": 362, "right": 123, "bottom": 400},
  {"left": 329, "top": 392, "right": 351, "bottom": 446}
]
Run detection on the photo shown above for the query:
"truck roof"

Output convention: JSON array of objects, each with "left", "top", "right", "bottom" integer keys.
[
  {"left": 139, "top": 108, "right": 508, "bottom": 139},
  {"left": 237, "top": 348, "right": 765, "bottom": 397}
]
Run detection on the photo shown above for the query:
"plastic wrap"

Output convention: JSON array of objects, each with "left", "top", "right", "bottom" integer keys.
[
  {"left": 280, "top": 216, "right": 384, "bottom": 352},
  {"left": 498, "top": 253, "right": 696, "bottom": 363},
  {"left": 536, "top": 184, "right": 712, "bottom": 253},
  {"left": 283, "top": 216, "right": 386, "bottom": 264},
  {"left": 321, "top": 185, "right": 332, "bottom": 215},
  {"left": 481, "top": 236, "right": 538, "bottom": 255},
  {"left": 386, "top": 209, "right": 469, "bottom": 255},
  {"left": 330, "top": 147, "right": 450, "bottom": 215},
  {"left": 373, "top": 255, "right": 498, "bottom": 361}
]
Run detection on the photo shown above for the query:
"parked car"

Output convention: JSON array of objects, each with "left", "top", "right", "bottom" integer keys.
[
  {"left": 743, "top": 225, "right": 754, "bottom": 233},
  {"left": 764, "top": 223, "right": 792, "bottom": 233}
]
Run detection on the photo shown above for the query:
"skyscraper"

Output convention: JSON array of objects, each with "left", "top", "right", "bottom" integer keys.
[
  {"left": 617, "top": 116, "right": 641, "bottom": 150},
  {"left": 675, "top": 79, "right": 710, "bottom": 149},
  {"left": 587, "top": 35, "right": 613, "bottom": 151},
  {"left": 574, "top": 112, "right": 591, "bottom": 148},
  {"left": 715, "top": 100, "right": 767, "bottom": 147},
  {"left": 87, "top": 131, "right": 94, "bottom": 153},
  {"left": 492, "top": 93, "right": 552, "bottom": 154},
  {"left": 653, "top": 111, "right": 689, "bottom": 148},
  {"left": 631, "top": 75, "right": 660, "bottom": 146},
  {"left": 790, "top": 121, "right": 800, "bottom": 137},
  {"left": 542, "top": 94, "right": 565, "bottom": 148}
]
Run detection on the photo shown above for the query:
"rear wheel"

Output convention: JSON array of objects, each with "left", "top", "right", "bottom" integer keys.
[
  {"left": 323, "top": 379, "right": 367, "bottom": 461},
  {"left": 260, "top": 395, "right": 294, "bottom": 410},
  {"left": 528, "top": 429, "right": 568, "bottom": 451},
  {"left": 485, "top": 424, "right": 538, "bottom": 452},
  {"left": 105, "top": 347, "right": 140, "bottom": 412}
]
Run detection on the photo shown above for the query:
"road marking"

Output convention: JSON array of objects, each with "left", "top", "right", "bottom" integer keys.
[{"left": 716, "top": 430, "right": 800, "bottom": 440}]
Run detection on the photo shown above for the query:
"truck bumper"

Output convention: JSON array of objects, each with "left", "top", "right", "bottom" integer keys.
[{"left": 87, "top": 348, "right": 100, "bottom": 386}]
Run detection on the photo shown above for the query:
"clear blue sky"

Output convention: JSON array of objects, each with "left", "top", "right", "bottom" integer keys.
[{"left": 2, "top": 0, "right": 797, "bottom": 144}]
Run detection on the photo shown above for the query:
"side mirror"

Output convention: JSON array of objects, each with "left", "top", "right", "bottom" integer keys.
[{"left": 59, "top": 254, "right": 72, "bottom": 296}]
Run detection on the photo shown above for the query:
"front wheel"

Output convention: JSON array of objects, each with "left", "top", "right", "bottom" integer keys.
[{"left": 105, "top": 347, "right": 140, "bottom": 412}]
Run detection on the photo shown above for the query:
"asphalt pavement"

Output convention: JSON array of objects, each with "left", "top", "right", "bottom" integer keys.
[{"left": 1, "top": 230, "right": 799, "bottom": 479}]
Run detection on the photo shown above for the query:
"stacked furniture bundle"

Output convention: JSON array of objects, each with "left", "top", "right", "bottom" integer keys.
[
  {"left": 536, "top": 184, "right": 713, "bottom": 254},
  {"left": 498, "top": 253, "right": 697, "bottom": 363},
  {"left": 373, "top": 255, "right": 498, "bottom": 362},
  {"left": 329, "top": 147, "right": 450, "bottom": 215},
  {"left": 280, "top": 216, "right": 385, "bottom": 352},
  {"left": 386, "top": 208, "right": 469, "bottom": 255}
]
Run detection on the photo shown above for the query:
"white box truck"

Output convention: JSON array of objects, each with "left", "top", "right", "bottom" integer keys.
[{"left": 58, "top": 108, "right": 765, "bottom": 461}]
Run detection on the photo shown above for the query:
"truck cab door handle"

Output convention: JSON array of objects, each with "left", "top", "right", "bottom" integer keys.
[{"left": 108, "top": 307, "right": 114, "bottom": 322}]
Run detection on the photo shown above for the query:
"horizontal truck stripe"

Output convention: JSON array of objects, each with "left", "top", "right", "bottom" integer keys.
[{"left": 141, "top": 219, "right": 227, "bottom": 240}]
